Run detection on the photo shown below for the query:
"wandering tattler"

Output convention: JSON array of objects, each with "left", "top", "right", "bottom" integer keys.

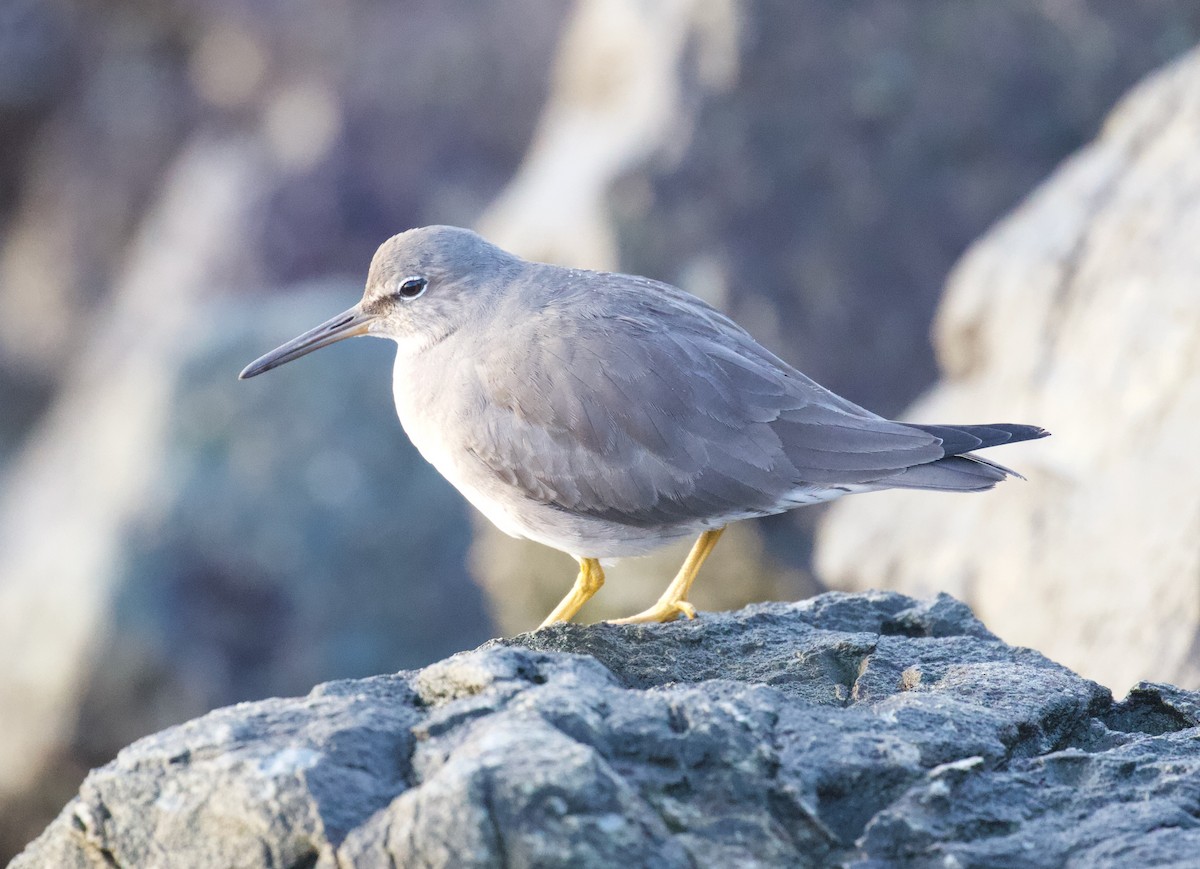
[{"left": 240, "top": 226, "right": 1047, "bottom": 627}]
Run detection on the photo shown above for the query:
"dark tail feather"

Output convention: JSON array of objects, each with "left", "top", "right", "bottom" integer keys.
[
  {"left": 904, "top": 422, "right": 1050, "bottom": 457},
  {"left": 880, "top": 422, "right": 1049, "bottom": 492},
  {"left": 887, "top": 454, "right": 1012, "bottom": 492}
]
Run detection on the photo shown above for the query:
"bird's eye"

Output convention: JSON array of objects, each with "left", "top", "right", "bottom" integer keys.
[{"left": 395, "top": 276, "right": 428, "bottom": 300}]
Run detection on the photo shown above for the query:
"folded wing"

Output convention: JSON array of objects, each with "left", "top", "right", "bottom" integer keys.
[{"left": 463, "top": 270, "right": 1045, "bottom": 528}]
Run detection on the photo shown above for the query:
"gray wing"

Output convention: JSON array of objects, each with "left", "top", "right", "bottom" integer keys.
[{"left": 463, "top": 269, "right": 951, "bottom": 528}]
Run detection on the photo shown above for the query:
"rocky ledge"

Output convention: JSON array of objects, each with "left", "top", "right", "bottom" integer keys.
[{"left": 14, "top": 592, "right": 1200, "bottom": 868}]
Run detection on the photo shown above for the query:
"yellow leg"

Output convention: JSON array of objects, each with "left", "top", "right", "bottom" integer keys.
[
  {"left": 538, "top": 557, "right": 605, "bottom": 628},
  {"left": 609, "top": 527, "right": 726, "bottom": 624}
]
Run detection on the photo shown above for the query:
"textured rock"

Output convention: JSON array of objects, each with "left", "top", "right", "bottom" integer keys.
[
  {"left": 817, "top": 47, "right": 1200, "bottom": 695},
  {"left": 16, "top": 592, "right": 1200, "bottom": 868}
]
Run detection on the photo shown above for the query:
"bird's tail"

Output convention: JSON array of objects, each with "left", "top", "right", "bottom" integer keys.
[{"left": 884, "top": 422, "right": 1049, "bottom": 492}]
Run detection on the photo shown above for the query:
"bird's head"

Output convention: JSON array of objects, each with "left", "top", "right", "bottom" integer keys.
[{"left": 239, "top": 225, "right": 520, "bottom": 379}]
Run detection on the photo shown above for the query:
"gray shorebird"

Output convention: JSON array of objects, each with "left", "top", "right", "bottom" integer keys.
[{"left": 240, "top": 226, "right": 1047, "bottom": 627}]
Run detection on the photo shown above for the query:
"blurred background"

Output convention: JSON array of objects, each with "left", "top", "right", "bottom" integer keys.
[{"left": 2, "top": 0, "right": 1200, "bottom": 857}]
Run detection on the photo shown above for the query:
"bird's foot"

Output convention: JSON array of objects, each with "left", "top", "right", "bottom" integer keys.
[
  {"left": 607, "top": 599, "right": 697, "bottom": 625},
  {"left": 537, "top": 558, "right": 605, "bottom": 629}
]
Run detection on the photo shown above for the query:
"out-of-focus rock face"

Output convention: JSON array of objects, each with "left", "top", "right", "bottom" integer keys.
[
  {"left": 0, "top": 140, "right": 490, "bottom": 856},
  {"left": 0, "top": 280, "right": 491, "bottom": 852},
  {"left": 16, "top": 592, "right": 1200, "bottom": 868},
  {"left": 817, "top": 48, "right": 1200, "bottom": 695},
  {"left": 0, "top": 2, "right": 561, "bottom": 858},
  {"left": 0, "top": 0, "right": 565, "bottom": 461},
  {"left": 486, "top": 0, "right": 1200, "bottom": 415},
  {"left": 472, "top": 0, "right": 1200, "bottom": 630},
  {"left": 4, "top": 1, "right": 1200, "bottom": 861}
]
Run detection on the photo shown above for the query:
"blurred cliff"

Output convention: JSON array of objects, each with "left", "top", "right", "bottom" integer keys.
[
  {"left": 1, "top": 0, "right": 1199, "bottom": 860},
  {"left": 473, "top": 0, "right": 1200, "bottom": 630},
  {"left": 0, "top": 0, "right": 566, "bottom": 856},
  {"left": 818, "top": 45, "right": 1200, "bottom": 696}
]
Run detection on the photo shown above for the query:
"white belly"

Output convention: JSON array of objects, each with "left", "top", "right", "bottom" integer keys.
[{"left": 391, "top": 352, "right": 533, "bottom": 542}]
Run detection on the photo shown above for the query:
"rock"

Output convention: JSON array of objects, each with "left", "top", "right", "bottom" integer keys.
[
  {"left": 471, "top": 0, "right": 1200, "bottom": 630},
  {"left": 484, "top": 0, "right": 1200, "bottom": 416},
  {"left": 16, "top": 592, "right": 1200, "bottom": 867},
  {"left": 816, "top": 47, "right": 1200, "bottom": 695},
  {"left": 0, "top": 136, "right": 271, "bottom": 855},
  {"left": 0, "top": 0, "right": 564, "bottom": 462},
  {"left": 0, "top": 3, "right": 565, "bottom": 850},
  {"left": 0, "top": 3, "right": 562, "bottom": 853},
  {"left": 7, "top": 4, "right": 1200, "bottom": 863},
  {"left": 0, "top": 137, "right": 491, "bottom": 855}
]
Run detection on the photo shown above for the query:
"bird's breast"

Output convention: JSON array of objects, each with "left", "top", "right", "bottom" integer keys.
[
  {"left": 391, "top": 343, "right": 472, "bottom": 477},
  {"left": 390, "top": 344, "right": 533, "bottom": 541}
]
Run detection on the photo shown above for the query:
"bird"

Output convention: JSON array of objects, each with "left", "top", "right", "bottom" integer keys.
[{"left": 240, "top": 225, "right": 1048, "bottom": 628}]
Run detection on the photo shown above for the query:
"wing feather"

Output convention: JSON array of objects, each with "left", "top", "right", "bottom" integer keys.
[{"left": 462, "top": 267, "right": 950, "bottom": 528}]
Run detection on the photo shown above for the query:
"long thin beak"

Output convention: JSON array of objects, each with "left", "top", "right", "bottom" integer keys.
[{"left": 239, "top": 305, "right": 376, "bottom": 380}]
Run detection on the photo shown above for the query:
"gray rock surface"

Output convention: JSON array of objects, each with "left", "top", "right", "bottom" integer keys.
[
  {"left": 16, "top": 592, "right": 1200, "bottom": 868},
  {"left": 817, "top": 46, "right": 1200, "bottom": 695}
]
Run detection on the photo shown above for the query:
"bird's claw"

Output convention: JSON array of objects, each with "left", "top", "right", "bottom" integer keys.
[
  {"left": 674, "top": 601, "right": 697, "bottom": 620},
  {"left": 607, "top": 599, "right": 697, "bottom": 625}
]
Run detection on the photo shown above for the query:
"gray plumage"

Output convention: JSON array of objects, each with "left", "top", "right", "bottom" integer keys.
[{"left": 242, "top": 225, "right": 1048, "bottom": 563}]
